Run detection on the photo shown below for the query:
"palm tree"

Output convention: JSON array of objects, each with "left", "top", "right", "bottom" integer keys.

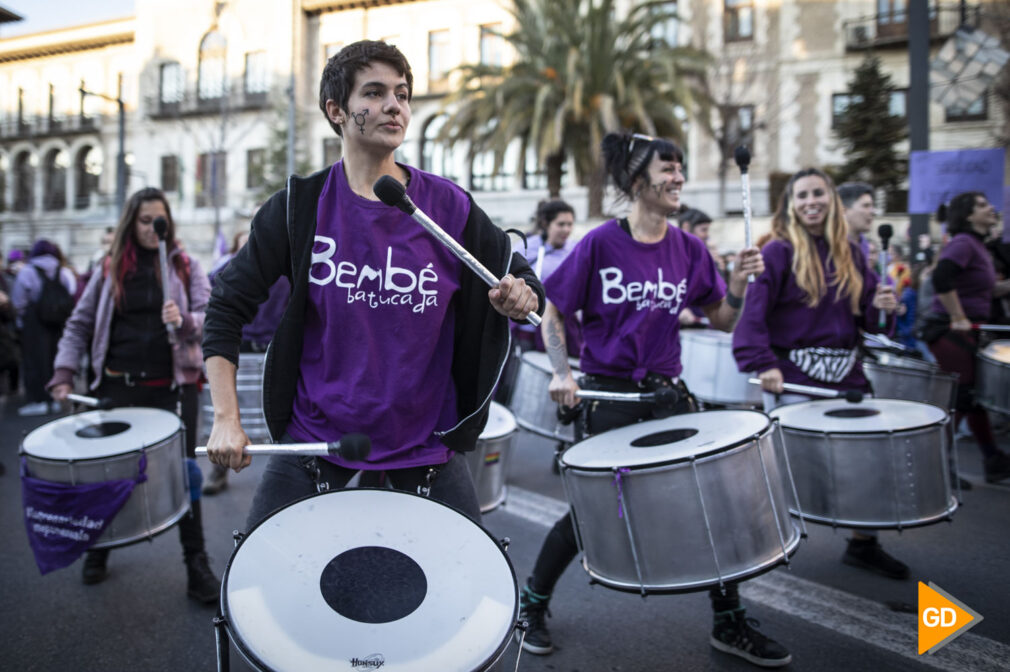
[{"left": 438, "top": 0, "right": 710, "bottom": 216}]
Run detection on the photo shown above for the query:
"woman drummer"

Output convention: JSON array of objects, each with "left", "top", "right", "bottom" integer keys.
[
  {"left": 924, "top": 192, "right": 1010, "bottom": 483},
  {"left": 46, "top": 187, "right": 220, "bottom": 602},
  {"left": 731, "top": 168, "right": 905, "bottom": 579},
  {"left": 520, "top": 132, "right": 790, "bottom": 668}
]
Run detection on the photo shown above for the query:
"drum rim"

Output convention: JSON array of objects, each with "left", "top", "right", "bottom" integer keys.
[
  {"left": 20, "top": 428, "right": 184, "bottom": 463},
  {"left": 20, "top": 408, "right": 184, "bottom": 460},
  {"left": 770, "top": 399, "right": 949, "bottom": 435},
  {"left": 561, "top": 410, "right": 772, "bottom": 472},
  {"left": 221, "top": 487, "right": 520, "bottom": 672}
]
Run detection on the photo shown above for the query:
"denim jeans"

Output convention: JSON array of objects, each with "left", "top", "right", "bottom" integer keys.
[{"left": 245, "top": 439, "right": 481, "bottom": 532}]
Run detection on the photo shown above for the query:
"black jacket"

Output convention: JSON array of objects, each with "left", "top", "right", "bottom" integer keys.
[{"left": 202, "top": 167, "right": 544, "bottom": 452}]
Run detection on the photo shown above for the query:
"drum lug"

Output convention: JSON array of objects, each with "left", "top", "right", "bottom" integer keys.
[
  {"left": 232, "top": 530, "right": 245, "bottom": 546},
  {"left": 499, "top": 537, "right": 510, "bottom": 551}
]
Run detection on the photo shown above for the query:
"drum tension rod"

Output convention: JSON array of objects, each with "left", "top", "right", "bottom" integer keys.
[
  {"left": 232, "top": 530, "right": 245, "bottom": 546},
  {"left": 499, "top": 537, "right": 510, "bottom": 551}
]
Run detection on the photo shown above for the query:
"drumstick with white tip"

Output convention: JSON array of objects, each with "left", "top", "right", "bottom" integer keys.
[
  {"left": 66, "top": 393, "right": 115, "bottom": 410},
  {"left": 197, "top": 433, "right": 371, "bottom": 459},
  {"left": 734, "top": 145, "right": 755, "bottom": 283},
  {"left": 748, "top": 378, "right": 864, "bottom": 403}
]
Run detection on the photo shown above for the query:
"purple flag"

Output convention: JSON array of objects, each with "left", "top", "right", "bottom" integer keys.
[
  {"left": 908, "top": 148, "right": 1005, "bottom": 215},
  {"left": 21, "top": 456, "right": 147, "bottom": 575}
]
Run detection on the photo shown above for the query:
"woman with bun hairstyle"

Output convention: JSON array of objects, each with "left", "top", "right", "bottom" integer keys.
[
  {"left": 518, "top": 132, "right": 789, "bottom": 668},
  {"left": 925, "top": 192, "right": 1010, "bottom": 483},
  {"left": 46, "top": 187, "right": 219, "bottom": 601}
]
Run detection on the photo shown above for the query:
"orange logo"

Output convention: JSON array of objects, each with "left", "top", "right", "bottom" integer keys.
[{"left": 918, "top": 582, "right": 983, "bottom": 654}]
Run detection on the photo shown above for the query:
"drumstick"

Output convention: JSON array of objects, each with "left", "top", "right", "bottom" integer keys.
[
  {"left": 747, "top": 378, "right": 863, "bottom": 403},
  {"left": 196, "top": 433, "right": 371, "bottom": 460},
  {"left": 575, "top": 388, "right": 679, "bottom": 406},
  {"left": 972, "top": 323, "right": 1010, "bottom": 332},
  {"left": 373, "top": 175, "right": 541, "bottom": 327},
  {"left": 877, "top": 224, "right": 893, "bottom": 330},
  {"left": 734, "top": 145, "right": 754, "bottom": 283},
  {"left": 152, "top": 217, "right": 178, "bottom": 345},
  {"left": 66, "top": 393, "right": 114, "bottom": 410}
]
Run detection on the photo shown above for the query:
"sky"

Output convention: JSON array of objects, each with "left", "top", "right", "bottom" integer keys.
[{"left": 0, "top": 0, "right": 135, "bottom": 38}]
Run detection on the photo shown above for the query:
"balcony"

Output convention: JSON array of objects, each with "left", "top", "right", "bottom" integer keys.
[
  {"left": 843, "top": 4, "right": 978, "bottom": 51},
  {"left": 0, "top": 114, "right": 99, "bottom": 141},
  {"left": 147, "top": 85, "right": 273, "bottom": 120}
]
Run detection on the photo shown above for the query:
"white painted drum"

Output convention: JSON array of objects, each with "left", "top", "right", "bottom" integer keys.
[
  {"left": 509, "top": 351, "right": 580, "bottom": 442},
  {"left": 221, "top": 489, "right": 519, "bottom": 672},
  {"left": 678, "top": 330, "right": 762, "bottom": 407},
  {"left": 560, "top": 410, "right": 800, "bottom": 593},
  {"left": 466, "top": 402, "right": 518, "bottom": 513},
  {"left": 21, "top": 408, "right": 189, "bottom": 548}
]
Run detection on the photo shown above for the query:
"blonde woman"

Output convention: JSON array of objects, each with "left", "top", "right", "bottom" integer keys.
[{"left": 732, "top": 167, "right": 905, "bottom": 580}]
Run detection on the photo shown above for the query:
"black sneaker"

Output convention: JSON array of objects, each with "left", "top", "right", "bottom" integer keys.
[
  {"left": 82, "top": 548, "right": 110, "bottom": 585},
  {"left": 711, "top": 609, "right": 791, "bottom": 668},
  {"left": 516, "top": 585, "right": 553, "bottom": 655},
  {"left": 983, "top": 451, "right": 1010, "bottom": 483},
  {"left": 842, "top": 538, "right": 909, "bottom": 580},
  {"left": 184, "top": 551, "right": 221, "bottom": 604}
]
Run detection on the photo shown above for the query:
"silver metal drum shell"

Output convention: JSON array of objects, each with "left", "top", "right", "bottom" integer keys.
[
  {"left": 508, "top": 352, "right": 578, "bottom": 441},
  {"left": 466, "top": 427, "right": 518, "bottom": 513},
  {"left": 976, "top": 342, "right": 1010, "bottom": 415},
  {"left": 22, "top": 431, "right": 190, "bottom": 549},
  {"left": 561, "top": 428, "right": 799, "bottom": 593},
  {"left": 678, "top": 330, "right": 763, "bottom": 407},
  {"left": 200, "top": 352, "right": 270, "bottom": 442},
  {"left": 863, "top": 359, "right": 957, "bottom": 410},
  {"left": 774, "top": 423, "right": 956, "bottom": 529}
]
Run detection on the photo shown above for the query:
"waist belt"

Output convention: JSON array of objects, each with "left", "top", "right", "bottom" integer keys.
[{"left": 104, "top": 368, "right": 174, "bottom": 388}]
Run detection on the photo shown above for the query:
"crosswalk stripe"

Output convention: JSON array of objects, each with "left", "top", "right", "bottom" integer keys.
[{"left": 498, "top": 486, "right": 1009, "bottom": 671}]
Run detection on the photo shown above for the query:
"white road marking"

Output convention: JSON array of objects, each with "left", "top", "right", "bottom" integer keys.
[{"left": 499, "top": 487, "right": 1009, "bottom": 672}]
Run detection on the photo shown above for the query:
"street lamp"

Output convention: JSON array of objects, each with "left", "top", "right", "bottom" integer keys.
[{"left": 79, "top": 78, "right": 126, "bottom": 215}]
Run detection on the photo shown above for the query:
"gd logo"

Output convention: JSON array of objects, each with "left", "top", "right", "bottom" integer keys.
[{"left": 917, "top": 582, "right": 983, "bottom": 655}]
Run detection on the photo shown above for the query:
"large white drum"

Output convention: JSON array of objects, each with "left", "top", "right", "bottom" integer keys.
[
  {"left": 220, "top": 489, "right": 519, "bottom": 672},
  {"left": 200, "top": 352, "right": 269, "bottom": 442},
  {"left": 21, "top": 408, "right": 189, "bottom": 549},
  {"left": 770, "top": 399, "right": 957, "bottom": 529},
  {"left": 465, "top": 402, "right": 518, "bottom": 513},
  {"left": 678, "top": 330, "right": 762, "bottom": 407},
  {"left": 863, "top": 351, "right": 957, "bottom": 411},
  {"left": 560, "top": 410, "right": 800, "bottom": 594},
  {"left": 509, "top": 351, "right": 580, "bottom": 442},
  {"left": 977, "top": 340, "right": 1010, "bottom": 415}
]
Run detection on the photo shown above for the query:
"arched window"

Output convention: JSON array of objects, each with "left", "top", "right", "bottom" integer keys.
[
  {"left": 0, "top": 157, "right": 7, "bottom": 213},
  {"left": 13, "top": 151, "right": 34, "bottom": 212},
  {"left": 43, "top": 148, "right": 68, "bottom": 211},
  {"left": 198, "top": 31, "right": 227, "bottom": 102},
  {"left": 420, "top": 115, "right": 458, "bottom": 182},
  {"left": 74, "top": 145, "right": 101, "bottom": 210}
]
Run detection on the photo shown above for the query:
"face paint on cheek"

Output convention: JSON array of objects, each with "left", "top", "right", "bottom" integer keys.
[
  {"left": 351, "top": 109, "right": 369, "bottom": 135},
  {"left": 651, "top": 182, "right": 667, "bottom": 199}
]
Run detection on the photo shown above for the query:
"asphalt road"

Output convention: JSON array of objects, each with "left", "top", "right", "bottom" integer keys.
[{"left": 1, "top": 393, "right": 1008, "bottom": 672}]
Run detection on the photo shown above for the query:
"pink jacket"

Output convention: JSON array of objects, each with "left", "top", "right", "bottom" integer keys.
[{"left": 50, "top": 249, "right": 210, "bottom": 390}]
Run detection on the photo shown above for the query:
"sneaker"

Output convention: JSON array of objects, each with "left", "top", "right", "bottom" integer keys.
[
  {"left": 711, "top": 608, "right": 792, "bottom": 668},
  {"left": 202, "top": 464, "right": 229, "bottom": 496},
  {"left": 82, "top": 549, "right": 110, "bottom": 585},
  {"left": 516, "top": 584, "right": 553, "bottom": 655},
  {"left": 184, "top": 551, "right": 221, "bottom": 604},
  {"left": 842, "top": 538, "right": 909, "bottom": 580},
  {"left": 18, "top": 401, "right": 51, "bottom": 416},
  {"left": 983, "top": 451, "right": 1010, "bottom": 483}
]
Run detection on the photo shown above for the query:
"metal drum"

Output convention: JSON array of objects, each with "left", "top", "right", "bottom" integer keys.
[
  {"left": 218, "top": 489, "right": 519, "bottom": 672},
  {"left": 509, "top": 351, "right": 580, "bottom": 442},
  {"left": 678, "top": 330, "right": 762, "bottom": 407},
  {"left": 770, "top": 399, "right": 956, "bottom": 529},
  {"left": 465, "top": 402, "right": 518, "bottom": 513},
  {"left": 863, "top": 351, "right": 957, "bottom": 410},
  {"left": 977, "top": 340, "right": 1010, "bottom": 415},
  {"left": 559, "top": 410, "right": 800, "bottom": 594},
  {"left": 20, "top": 408, "right": 189, "bottom": 549},
  {"left": 200, "top": 352, "right": 269, "bottom": 442}
]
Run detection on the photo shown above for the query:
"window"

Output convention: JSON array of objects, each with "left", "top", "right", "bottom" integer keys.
[
  {"left": 196, "top": 151, "right": 227, "bottom": 207},
  {"left": 479, "top": 24, "right": 503, "bottom": 66},
  {"left": 13, "top": 151, "right": 34, "bottom": 212},
  {"left": 428, "top": 30, "right": 451, "bottom": 93},
  {"left": 831, "top": 90, "right": 908, "bottom": 128},
  {"left": 723, "top": 104, "right": 754, "bottom": 145},
  {"left": 198, "top": 31, "right": 227, "bottom": 101},
  {"left": 159, "top": 62, "right": 183, "bottom": 113},
  {"left": 725, "top": 0, "right": 753, "bottom": 41},
  {"left": 42, "top": 148, "right": 67, "bottom": 211},
  {"left": 650, "top": 1, "right": 679, "bottom": 47},
  {"left": 323, "top": 138, "right": 342, "bottom": 166},
  {"left": 161, "top": 155, "right": 179, "bottom": 193},
  {"left": 244, "top": 51, "right": 269, "bottom": 96},
  {"left": 420, "top": 116, "right": 458, "bottom": 182},
  {"left": 246, "top": 148, "right": 266, "bottom": 189},
  {"left": 74, "top": 145, "right": 101, "bottom": 209},
  {"left": 946, "top": 91, "right": 988, "bottom": 122}
]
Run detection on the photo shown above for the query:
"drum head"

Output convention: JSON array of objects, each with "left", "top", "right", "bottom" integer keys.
[
  {"left": 561, "top": 410, "right": 770, "bottom": 470},
  {"left": 982, "top": 340, "right": 1010, "bottom": 363},
  {"left": 770, "top": 398, "right": 947, "bottom": 433},
  {"left": 224, "top": 489, "right": 518, "bottom": 672},
  {"left": 480, "top": 402, "right": 517, "bottom": 440},
  {"left": 21, "top": 408, "right": 182, "bottom": 460}
]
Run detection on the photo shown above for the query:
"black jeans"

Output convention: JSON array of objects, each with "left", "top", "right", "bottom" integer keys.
[{"left": 528, "top": 375, "right": 742, "bottom": 611}]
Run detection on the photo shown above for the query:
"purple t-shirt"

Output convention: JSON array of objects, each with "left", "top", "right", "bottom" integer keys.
[
  {"left": 544, "top": 220, "right": 725, "bottom": 381},
  {"left": 287, "top": 162, "right": 469, "bottom": 469},
  {"left": 931, "top": 233, "right": 996, "bottom": 321},
  {"left": 733, "top": 237, "right": 889, "bottom": 391}
]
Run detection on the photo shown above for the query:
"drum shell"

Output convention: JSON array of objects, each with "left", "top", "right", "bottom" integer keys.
[
  {"left": 678, "top": 330, "right": 762, "bottom": 406},
  {"left": 976, "top": 341, "right": 1010, "bottom": 415},
  {"left": 775, "top": 422, "right": 955, "bottom": 529},
  {"left": 22, "top": 430, "right": 189, "bottom": 549},
  {"left": 466, "top": 419, "right": 518, "bottom": 514},
  {"left": 561, "top": 426, "right": 799, "bottom": 593},
  {"left": 863, "top": 356, "right": 957, "bottom": 410},
  {"left": 508, "top": 351, "right": 578, "bottom": 441},
  {"left": 200, "top": 352, "right": 269, "bottom": 442}
]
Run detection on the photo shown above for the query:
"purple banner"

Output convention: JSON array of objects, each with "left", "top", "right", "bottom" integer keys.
[
  {"left": 21, "top": 455, "right": 147, "bottom": 575},
  {"left": 908, "top": 148, "right": 1005, "bottom": 215},
  {"left": 1005, "top": 185, "right": 1010, "bottom": 243}
]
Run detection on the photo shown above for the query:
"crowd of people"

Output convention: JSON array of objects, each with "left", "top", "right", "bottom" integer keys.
[{"left": 3, "top": 39, "right": 1010, "bottom": 669}]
